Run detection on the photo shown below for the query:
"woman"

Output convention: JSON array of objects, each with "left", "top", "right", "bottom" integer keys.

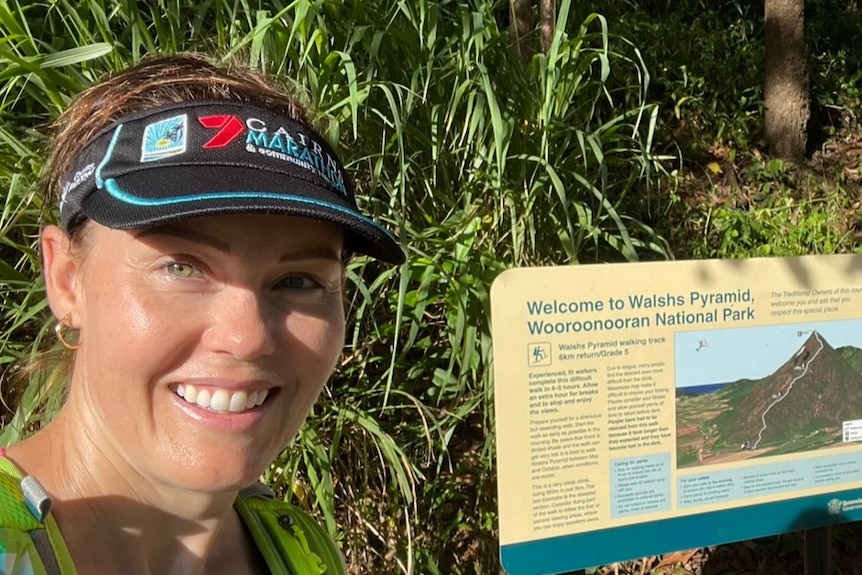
[{"left": 1, "top": 54, "right": 403, "bottom": 574}]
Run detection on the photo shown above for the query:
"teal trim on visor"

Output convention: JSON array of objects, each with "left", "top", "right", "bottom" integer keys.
[
  {"left": 100, "top": 178, "right": 398, "bottom": 241},
  {"left": 95, "top": 124, "right": 124, "bottom": 188}
]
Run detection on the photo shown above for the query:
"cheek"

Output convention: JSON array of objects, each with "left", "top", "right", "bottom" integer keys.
[
  {"left": 297, "top": 311, "right": 344, "bottom": 367},
  {"left": 119, "top": 289, "right": 202, "bottom": 338},
  {"left": 124, "top": 293, "right": 155, "bottom": 335},
  {"left": 322, "top": 302, "right": 346, "bottom": 360},
  {"left": 286, "top": 306, "right": 345, "bottom": 382},
  {"left": 321, "top": 321, "right": 346, "bottom": 372},
  {"left": 82, "top": 280, "right": 201, "bottom": 373},
  {"left": 108, "top": 294, "right": 158, "bottom": 340}
]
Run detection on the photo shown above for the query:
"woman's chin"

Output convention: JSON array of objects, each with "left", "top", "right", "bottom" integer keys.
[
  {"left": 160, "top": 460, "right": 268, "bottom": 494},
  {"left": 149, "top": 393, "right": 290, "bottom": 492},
  {"left": 152, "top": 440, "right": 276, "bottom": 494}
]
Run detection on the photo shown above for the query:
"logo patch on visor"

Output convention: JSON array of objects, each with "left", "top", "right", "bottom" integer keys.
[
  {"left": 141, "top": 114, "right": 187, "bottom": 162},
  {"left": 199, "top": 115, "right": 245, "bottom": 148}
]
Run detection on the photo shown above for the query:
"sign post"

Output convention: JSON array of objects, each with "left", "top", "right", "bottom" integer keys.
[{"left": 491, "top": 255, "right": 862, "bottom": 575}]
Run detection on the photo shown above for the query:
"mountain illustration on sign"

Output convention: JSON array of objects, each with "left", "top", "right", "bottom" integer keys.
[{"left": 676, "top": 331, "right": 862, "bottom": 468}]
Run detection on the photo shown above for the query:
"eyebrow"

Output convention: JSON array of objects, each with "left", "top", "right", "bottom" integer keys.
[
  {"left": 133, "top": 226, "right": 231, "bottom": 252},
  {"left": 132, "top": 225, "right": 343, "bottom": 262},
  {"left": 279, "top": 246, "right": 343, "bottom": 263}
]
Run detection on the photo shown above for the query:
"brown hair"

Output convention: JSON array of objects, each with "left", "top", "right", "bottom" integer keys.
[{"left": 44, "top": 53, "right": 315, "bottom": 221}]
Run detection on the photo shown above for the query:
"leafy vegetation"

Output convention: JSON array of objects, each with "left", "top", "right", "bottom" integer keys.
[
  {"left": 2, "top": 0, "right": 861, "bottom": 573},
  {"left": 0, "top": 1, "right": 666, "bottom": 573}
]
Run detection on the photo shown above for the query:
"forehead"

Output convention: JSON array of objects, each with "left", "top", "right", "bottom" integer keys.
[{"left": 84, "top": 214, "right": 345, "bottom": 258}]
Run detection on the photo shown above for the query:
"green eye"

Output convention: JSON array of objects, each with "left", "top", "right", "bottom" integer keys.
[
  {"left": 276, "top": 275, "right": 316, "bottom": 290},
  {"left": 166, "top": 262, "right": 197, "bottom": 278}
]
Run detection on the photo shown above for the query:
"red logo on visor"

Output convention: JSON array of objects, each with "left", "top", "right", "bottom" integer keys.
[{"left": 198, "top": 115, "right": 245, "bottom": 148}]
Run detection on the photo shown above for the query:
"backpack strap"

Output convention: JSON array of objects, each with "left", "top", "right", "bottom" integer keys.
[
  {"left": 0, "top": 457, "right": 344, "bottom": 575},
  {"left": 0, "top": 456, "right": 77, "bottom": 575},
  {"left": 235, "top": 483, "right": 346, "bottom": 575}
]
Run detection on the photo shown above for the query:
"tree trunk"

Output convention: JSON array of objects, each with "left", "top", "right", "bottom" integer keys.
[
  {"left": 764, "top": 0, "right": 809, "bottom": 161},
  {"left": 539, "top": 0, "right": 555, "bottom": 53},
  {"left": 509, "top": 0, "right": 534, "bottom": 64}
]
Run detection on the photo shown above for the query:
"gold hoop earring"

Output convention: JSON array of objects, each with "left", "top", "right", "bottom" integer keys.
[{"left": 55, "top": 315, "right": 80, "bottom": 350}]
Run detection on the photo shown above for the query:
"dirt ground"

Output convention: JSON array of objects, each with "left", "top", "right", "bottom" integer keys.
[{"left": 591, "top": 520, "right": 862, "bottom": 574}]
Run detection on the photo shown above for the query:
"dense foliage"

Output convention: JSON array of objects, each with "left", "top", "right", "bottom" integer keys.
[
  {"left": 586, "top": 0, "right": 862, "bottom": 264},
  {"left": 0, "top": 1, "right": 666, "bottom": 573},
  {"left": 2, "top": 0, "right": 860, "bottom": 573}
]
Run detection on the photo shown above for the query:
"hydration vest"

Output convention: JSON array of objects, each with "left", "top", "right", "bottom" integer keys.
[{"left": 0, "top": 456, "right": 345, "bottom": 575}]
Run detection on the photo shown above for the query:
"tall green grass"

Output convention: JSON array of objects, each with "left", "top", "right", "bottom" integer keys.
[{"left": 0, "top": 1, "right": 666, "bottom": 572}]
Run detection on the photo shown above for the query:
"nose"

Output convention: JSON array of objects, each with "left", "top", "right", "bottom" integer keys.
[{"left": 204, "top": 287, "right": 277, "bottom": 360}]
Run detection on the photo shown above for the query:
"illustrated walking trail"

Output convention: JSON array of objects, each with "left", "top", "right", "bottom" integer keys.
[{"left": 752, "top": 333, "right": 824, "bottom": 449}]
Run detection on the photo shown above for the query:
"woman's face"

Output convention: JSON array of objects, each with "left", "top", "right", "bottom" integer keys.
[{"left": 52, "top": 214, "right": 345, "bottom": 493}]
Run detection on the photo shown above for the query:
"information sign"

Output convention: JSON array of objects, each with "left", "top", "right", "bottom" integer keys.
[{"left": 491, "top": 255, "right": 862, "bottom": 575}]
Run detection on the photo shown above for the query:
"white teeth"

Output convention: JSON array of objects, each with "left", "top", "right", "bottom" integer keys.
[
  {"left": 229, "top": 391, "right": 248, "bottom": 413},
  {"left": 210, "top": 389, "right": 230, "bottom": 412},
  {"left": 176, "top": 384, "right": 268, "bottom": 413},
  {"left": 195, "top": 389, "right": 212, "bottom": 409}
]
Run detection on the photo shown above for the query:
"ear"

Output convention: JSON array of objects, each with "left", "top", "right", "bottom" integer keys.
[{"left": 42, "top": 225, "right": 83, "bottom": 326}]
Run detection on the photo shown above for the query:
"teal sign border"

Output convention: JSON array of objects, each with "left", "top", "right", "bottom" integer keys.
[{"left": 501, "top": 488, "right": 862, "bottom": 575}]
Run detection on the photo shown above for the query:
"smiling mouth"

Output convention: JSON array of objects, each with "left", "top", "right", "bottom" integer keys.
[{"left": 175, "top": 384, "right": 270, "bottom": 413}]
